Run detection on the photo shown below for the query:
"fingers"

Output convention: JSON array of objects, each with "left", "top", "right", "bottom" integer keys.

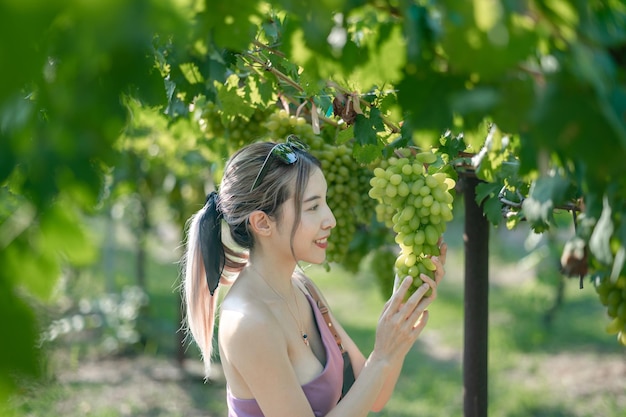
[
  {"left": 401, "top": 276, "right": 436, "bottom": 321},
  {"left": 405, "top": 293, "right": 431, "bottom": 337},
  {"left": 405, "top": 280, "right": 431, "bottom": 306},
  {"left": 438, "top": 241, "right": 448, "bottom": 265},
  {"left": 376, "top": 276, "right": 434, "bottom": 356},
  {"left": 435, "top": 237, "right": 448, "bottom": 265},
  {"left": 430, "top": 255, "right": 445, "bottom": 285},
  {"left": 411, "top": 310, "right": 430, "bottom": 333},
  {"left": 387, "top": 275, "right": 413, "bottom": 312},
  {"left": 420, "top": 273, "right": 437, "bottom": 293},
  {"left": 429, "top": 237, "right": 447, "bottom": 285}
]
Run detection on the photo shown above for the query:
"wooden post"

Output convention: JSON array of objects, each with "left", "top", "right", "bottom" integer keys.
[{"left": 463, "top": 175, "right": 489, "bottom": 417}]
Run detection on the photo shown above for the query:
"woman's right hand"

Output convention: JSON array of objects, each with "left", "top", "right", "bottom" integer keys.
[{"left": 371, "top": 273, "right": 438, "bottom": 363}]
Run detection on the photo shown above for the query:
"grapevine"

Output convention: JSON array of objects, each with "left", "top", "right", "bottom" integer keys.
[{"left": 368, "top": 148, "right": 455, "bottom": 298}]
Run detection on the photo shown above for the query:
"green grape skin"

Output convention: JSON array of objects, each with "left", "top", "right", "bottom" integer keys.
[{"left": 367, "top": 148, "right": 455, "bottom": 303}]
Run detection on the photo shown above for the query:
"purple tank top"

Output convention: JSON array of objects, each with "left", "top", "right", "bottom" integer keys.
[{"left": 226, "top": 293, "right": 344, "bottom": 417}]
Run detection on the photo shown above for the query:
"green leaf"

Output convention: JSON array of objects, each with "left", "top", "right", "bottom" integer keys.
[
  {"left": 179, "top": 62, "right": 204, "bottom": 85},
  {"left": 353, "top": 142, "right": 382, "bottom": 164},
  {"left": 346, "top": 22, "right": 406, "bottom": 88},
  {"left": 528, "top": 74, "right": 626, "bottom": 182},
  {"left": 299, "top": 70, "right": 325, "bottom": 98},
  {"left": 475, "top": 181, "right": 501, "bottom": 205},
  {"left": 337, "top": 125, "right": 354, "bottom": 145},
  {"left": 450, "top": 87, "right": 500, "bottom": 116},
  {"left": 0, "top": 273, "right": 41, "bottom": 406},
  {"left": 482, "top": 195, "right": 503, "bottom": 226},
  {"left": 520, "top": 171, "right": 577, "bottom": 232},
  {"left": 403, "top": 3, "right": 437, "bottom": 64},
  {"left": 439, "top": 3, "right": 537, "bottom": 80},
  {"left": 580, "top": 1, "right": 626, "bottom": 46},
  {"left": 369, "top": 107, "right": 386, "bottom": 132},
  {"left": 5, "top": 240, "right": 59, "bottom": 300},
  {"left": 354, "top": 114, "right": 379, "bottom": 146},
  {"left": 39, "top": 203, "right": 97, "bottom": 266},
  {"left": 200, "top": 1, "right": 259, "bottom": 51},
  {"left": 260, "top": 79, "right": 278, "bottom": 106},
  {"left": 492, "top": 76, "right": 535, "bottom": 134},
  {"left": 217, "top": 76, "right": 254, "bottom": 121},
  {"left": 398, "top": 70, "right": 465, "bottom": 136},
  {"left": 207, "top": 51, "right": 229, "bottom": 85}
]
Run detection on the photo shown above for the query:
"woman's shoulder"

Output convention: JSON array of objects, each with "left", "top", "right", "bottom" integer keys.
[
  {"left": 220, "top": 285, "right": 276, "bottom": 322},
  {"left": 219, "top": 285, "right": 283, "bottom": 344}
]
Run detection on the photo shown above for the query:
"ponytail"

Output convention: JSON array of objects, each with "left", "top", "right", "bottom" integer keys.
[
  {"left": 182, "top": 192, "right": 227, "bottom": 377},
  {"left": 200, "top": 192, "right": 224, "bottom": 296}
]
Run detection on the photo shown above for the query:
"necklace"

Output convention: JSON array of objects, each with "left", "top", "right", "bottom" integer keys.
[{"left": 249, "top": 265, "right": 309, "bottom": 347}]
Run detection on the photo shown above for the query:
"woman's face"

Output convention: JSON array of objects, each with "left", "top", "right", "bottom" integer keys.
[{"left": 277, "top": 167, "right": 336, "bottom": 265}]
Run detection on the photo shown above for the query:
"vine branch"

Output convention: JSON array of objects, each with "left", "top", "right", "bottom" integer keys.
[
  {"left": 244, "top": 43, "right": 402, "bottom": 134},
  {"left": 241, "top": 51, "right": 304, "bottom": 92}
]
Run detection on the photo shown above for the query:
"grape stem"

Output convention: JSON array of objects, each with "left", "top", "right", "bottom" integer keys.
[{"left": 251, "top": 40, "right": 286, "bottom": 58}]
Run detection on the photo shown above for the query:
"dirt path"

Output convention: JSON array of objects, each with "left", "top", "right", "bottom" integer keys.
[
  {"left": 53, "top": 355, "right": 226, "bottom": 417},
  {"left": 47, "top": 341, "right": 625, "bottom": 417}
]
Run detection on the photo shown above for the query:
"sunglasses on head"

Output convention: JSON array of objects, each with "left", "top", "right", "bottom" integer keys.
[{"left": 250, "top": 135, "right": 309, "bottom": 192}]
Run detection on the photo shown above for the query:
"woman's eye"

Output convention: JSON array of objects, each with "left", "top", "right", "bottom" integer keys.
[{"left": 309, "top": 205, "right": 318, "bottom": 211}]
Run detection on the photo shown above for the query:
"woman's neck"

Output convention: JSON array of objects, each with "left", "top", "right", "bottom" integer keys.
[{"left": 247, "top": 258, "right": 296, "bottom": 294}]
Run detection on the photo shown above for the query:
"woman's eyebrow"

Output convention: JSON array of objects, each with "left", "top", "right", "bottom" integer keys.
[{"left": 303, "top": 195, "right": 321, "bottom": 203}]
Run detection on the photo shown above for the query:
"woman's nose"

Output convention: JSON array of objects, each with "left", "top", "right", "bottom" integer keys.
[{"left": 324, "top": 207, "right": 337, "bottom": 229}]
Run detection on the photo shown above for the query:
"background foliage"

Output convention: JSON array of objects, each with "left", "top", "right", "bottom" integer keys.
[{"left": 2, "top": 0, "right": 626, "bottom": 412}]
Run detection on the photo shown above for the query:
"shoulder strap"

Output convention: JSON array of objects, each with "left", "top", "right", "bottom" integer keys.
[{"left": 298, "top": 275, "right": 346, "bottom": 353}]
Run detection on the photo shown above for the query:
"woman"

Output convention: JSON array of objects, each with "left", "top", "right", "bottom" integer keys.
[{"left": 181, "top": 138, "right": 447, "bottom": 417}]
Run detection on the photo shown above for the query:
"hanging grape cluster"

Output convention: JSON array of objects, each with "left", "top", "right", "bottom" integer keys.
[
  {"left": 196, "top": 100, "right": 272, "bottom": 151},
  {"left": 368, "top": 149, "right": 455, "bottom": 298},
  {"left": 263, "top": 109, "right": 375, "bottom": 266},
  {"left": 312, "top": 140, "right": 376, "bottom": 265},
  {"left": 594, "top": 274, "right": 626, "bottom": 346},
  {"left": 224, "top": 108, "right": 274, "bottom": 151},
  {"left": 264, "top": 109, "right": 316, "bottom": 143}
]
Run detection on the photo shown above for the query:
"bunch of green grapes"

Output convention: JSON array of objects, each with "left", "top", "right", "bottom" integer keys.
[
  {"left": 368, "top": 149, "right": 455, "bottom": 297},
  {"left": 195, "top": 100, "right": 272, "bottom": 151},
  {"left": 594, "top": 274, "right": 626, "bottom": 346},
  {"left": 263, "top": 109, "right": 319, "bottom": 144},
  {"left": 263, "top": 110, "right": 375, "bottom": 265},
  {"left": 314, "top": 142, "right": 374, "bottom": 265},
  {"left": 224, "top": 107, "right": 274, "bottom": 151}
]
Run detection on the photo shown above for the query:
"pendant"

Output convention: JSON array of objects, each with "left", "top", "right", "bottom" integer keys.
[{"left": 302, "top": 333, "right": 309, "bottom": 346}]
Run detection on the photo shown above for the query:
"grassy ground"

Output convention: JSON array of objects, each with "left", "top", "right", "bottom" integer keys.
[{"left": 9, "top": 209, "right": 626, "bottom": 417}]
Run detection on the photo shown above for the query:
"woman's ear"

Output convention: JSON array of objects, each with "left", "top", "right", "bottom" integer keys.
[{"left": 248, "top": 210, "right": 273, "bottom": 237}]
